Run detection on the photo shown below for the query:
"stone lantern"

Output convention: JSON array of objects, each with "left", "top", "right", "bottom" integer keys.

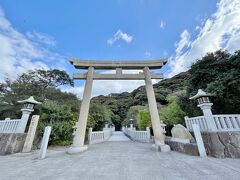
[
  {"left": 105, "top": 122, "right": 108, "bottom": 129},
  {"left": 189, "top": 89, "right": 217, "bottom": 131},
  {"left": 17, "top": 96, "right": 41, "bottom": 133},
  {"left": 129, "top": 118, "right": 134, "bottom": 130}
]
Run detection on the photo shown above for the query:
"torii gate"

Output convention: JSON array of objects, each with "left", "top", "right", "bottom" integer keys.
[{"left": 67, "top": 59, "right": 170, "bottom": 154}]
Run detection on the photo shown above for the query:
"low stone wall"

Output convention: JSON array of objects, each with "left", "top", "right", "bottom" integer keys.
[
  {"left": 0, "top": 133, "right": 26, "bottom": 155},
  {"left": 166, "top": 131, "right": 240, "bottom": 158},
  {"left": 165, "top": 137, "right": 199, "bottom": 156},
  {"left": 201, "top": 131, "right": 240, "bottom": 158}
]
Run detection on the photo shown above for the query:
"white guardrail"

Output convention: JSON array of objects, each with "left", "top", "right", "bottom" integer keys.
[
  {"left": 185, "top": 114, "right": 240, "bottom": 132},
  {"left": 0, "top": 118, "right": 22, "bottom": 133},
  {"left": 88, "top": 127, "right": 114, "bottom": 144},
  {"left": 123, "top": 127, "right": 151, "bottom": 143}
]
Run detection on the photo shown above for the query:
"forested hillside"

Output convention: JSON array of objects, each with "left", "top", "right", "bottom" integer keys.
[{"left": 91, "top": 71, "right": 189, "bottom": 130}]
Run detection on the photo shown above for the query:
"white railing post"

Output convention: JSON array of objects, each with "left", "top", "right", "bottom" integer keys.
[
  {"left": 146, "top": 127, "right": 151, "bottom": 142},
  {"left": 184, "top": 116, "right": 190, "bottom": 130},
  {"left": 88, "top": 128, "right": 93, "bottom": 144}
]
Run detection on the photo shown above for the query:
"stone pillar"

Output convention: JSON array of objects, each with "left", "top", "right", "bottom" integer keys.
[
  {"left": 198, "top": 103, "right": 217, "bottom": 131},
  {"left": 67, "top": 67, "right": 94, "bottom": 154},
  {"left": 17, "top": 108, "right": 34, "bottom": 133},
  {"left": 146, "top": 127, "right": 151, "bottom": 142},
  {"left": 22, "top": 115, "right": 40, "bottom": 153},
  {"left": 192, "top": 124, "right": 207, "bottom": 157},
  {"left": 143, "top": 67, "right": 170, "bottom": 152},
  {"left": 88, "top": 128, "right": 92, "bottom": 144},
  {"left": 39, "top": 126, "right": 51, "bottom": 159}
]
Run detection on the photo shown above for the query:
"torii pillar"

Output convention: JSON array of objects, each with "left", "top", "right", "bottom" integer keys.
[
  {"left": 67, "top": 67, "right": 94, "bottom": 154},
  {"left": 143, "top": 67, "right": 170, "bottom": 152}
]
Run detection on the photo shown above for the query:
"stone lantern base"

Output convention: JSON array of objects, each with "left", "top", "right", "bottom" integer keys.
[
  {"left": 66, "top": 145, "right": 88, "bottom": 154},
  {"left": 151, "top": 144, "right": 171, "bottom": 152}
]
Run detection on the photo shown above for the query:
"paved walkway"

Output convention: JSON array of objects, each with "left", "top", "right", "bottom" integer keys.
[
  {"left": 1, "top": 141, "right": 240, "bottom": 180},
  {"left": 108, "top": 131, "right": 130, "bottom": 141}
]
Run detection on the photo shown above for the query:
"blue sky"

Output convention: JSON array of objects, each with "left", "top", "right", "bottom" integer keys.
[{"left": 0, "top": 0, "right": 240, "bottom": 98}]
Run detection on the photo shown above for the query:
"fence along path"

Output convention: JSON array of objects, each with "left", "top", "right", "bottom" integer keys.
[
  {"left": 185, "top": 114, "right": 240, "bottom": 132},
  {"left": 0, "top": 118, "right": 22, "bottom": 133},
  {"left": 88, "top": 127, "right": 114, "bottom": 144},
  {"left": 123, "top": 127, "right": 151, "bottom": 143}
]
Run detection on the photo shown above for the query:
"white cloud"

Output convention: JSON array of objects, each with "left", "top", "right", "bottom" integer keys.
[
  {"left": 0, "top": 7, "right": 66, "bottom": 82},
  {"left": 160, "top": 21, "right": 165, "bottom": 29},
  {"left": 175, "top": 30, "right": 190, "bottom": 56},
  {"left": 107, "top": 29, "right": 133, "bottom": 45},
  {"left": 26, "top": 31, "right": 56, "bottom": 46},
  {"left": 168, "top": 0, "right": 240, "bottom": 77},
  {"left": 144, "top": 51, "right": 151, "bottom": 57},
  {"left": 65, "top": 70, "right": 159, "bottom": 98}
]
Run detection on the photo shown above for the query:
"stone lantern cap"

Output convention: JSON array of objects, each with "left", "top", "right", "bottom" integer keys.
[
  {"left": 17, "top": 96, "right": 42, "bottom": 105},
  {"left": 189, "top": 89, "right": 213, "bottom": 100}
]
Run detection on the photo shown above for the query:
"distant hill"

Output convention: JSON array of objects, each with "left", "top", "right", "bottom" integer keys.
[{"left": 91, "top": 71, "right": 189, "bottom": 129}]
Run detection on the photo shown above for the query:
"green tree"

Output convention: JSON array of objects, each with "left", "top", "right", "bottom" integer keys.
[
  {"left": 139, "top": 109, "right": 151, "bottom": 130},
  {"left": 124, "top": 105, "right": 147, "bottom": 128},
  {"left": 185, "top": 50, "right": 240, "bottom": 114},
  {"left": 39, "top": 100, "right": 78, "bottom": 145},
  {"left": 0, "top": 69, "right": 79, "bottom": 146},
  {"left": 160, "top": 96, "right": 185, "bottom": 125},
  {"left": 88, "top": 103, "right": 112, "bottom": 130},
  {"left": 0, "top": 69, "right": 75, "bottom": 119}
]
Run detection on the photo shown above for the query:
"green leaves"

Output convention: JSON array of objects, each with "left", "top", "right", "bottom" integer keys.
[
  {"left": 139, "top": 109, "right": 151, "bottom": 130},
  {"left": 39, "top": 100, "right": 78, "bottom": 145},
  {"left": 0, "top": 69, "right": 78, "bottom": 145},
  {"left": 88, "top": 103, "right": 112, "bottom": 131},
  {"left": 160, "top": 96, "right": 185, "bottom": 126},
  {"left": 186, "top": 49, "right": 240, "bottom": 114}
]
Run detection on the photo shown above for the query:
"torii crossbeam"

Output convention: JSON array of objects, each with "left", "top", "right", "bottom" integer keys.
[{"left": 67, "top": 59, "right": 170, "bottom": 154}]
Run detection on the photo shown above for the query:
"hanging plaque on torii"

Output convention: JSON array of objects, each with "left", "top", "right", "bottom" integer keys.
[{"left": 67, "top": 59, "right": 170, "bottom": 154}]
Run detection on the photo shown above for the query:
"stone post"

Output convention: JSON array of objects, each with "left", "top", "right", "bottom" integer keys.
[
  {"left": 143, "top": 67, "right": 170, "bottom": 152},
  {"left": 146, "top": 127, "right": 151, "bottom": 142},
  {"left": 39, "top": 126, "right": 51, "bottom": 159},
  {"left": 105, "top": 123, "right": 108, "bottom": 128},
  {"left": 67, "top": 67, "right": 94, "bottom": 154},
  {"left": 22, "top": 115, "right": 40, "bottom": 153},
  {"left": 88, "top": 128, "right": 92, "bottom": 144},
  {"left": 17, "top": 108, "right": 34, "bottom": 133},
  {"left": 198, "top": 103, "right": 217, "bottom": 131},
  {"left": 192, "top": 124, "right": 207, "bottom": 157}
]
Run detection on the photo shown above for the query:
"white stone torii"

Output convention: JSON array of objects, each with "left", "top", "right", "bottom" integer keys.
[{"left": 67, "top": 59, "right": 170, "bottom": 154}]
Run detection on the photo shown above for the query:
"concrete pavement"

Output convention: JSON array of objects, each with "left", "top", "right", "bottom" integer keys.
[
  {"left": 1, "top": 141, "right": 240, "bottom": 180},
  {"left": 108, "top": 131, "right": 130, "bottom": 141}
]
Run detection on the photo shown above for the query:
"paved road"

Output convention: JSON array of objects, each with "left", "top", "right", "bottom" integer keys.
[
  {"left": 1, "top": 141, "right": 240, "bottom": 180},
  {"left": 108, "top": 131, "right": 130, "bottom": 141}
]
